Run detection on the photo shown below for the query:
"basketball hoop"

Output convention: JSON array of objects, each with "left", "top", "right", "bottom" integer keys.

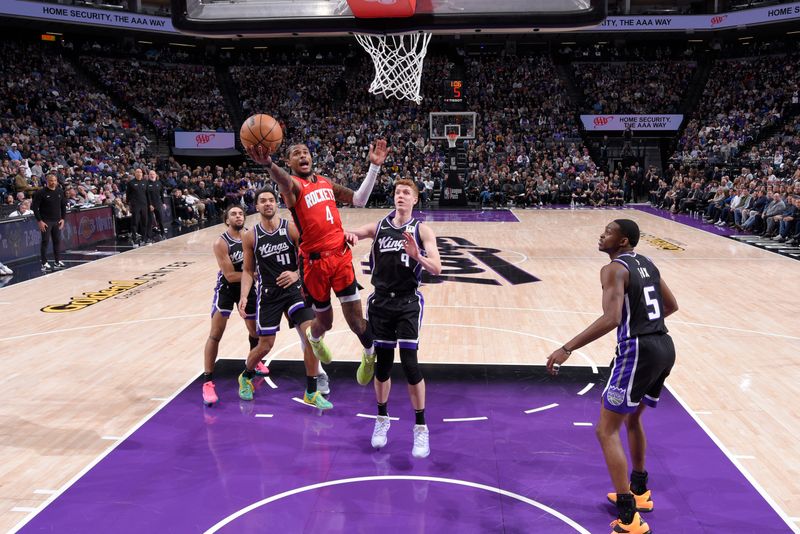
[
  {"left": 446, "top": 132, "right": 459, "bottom": 149},
  {"left": 354, "top": 32, "right": 432, "bottom": 105}
]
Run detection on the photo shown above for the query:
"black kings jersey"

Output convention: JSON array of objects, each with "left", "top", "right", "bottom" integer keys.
[
  {"left": 219, "top": 231, "right": 244, "bottom": 286},
  {"left": 253, "top": 219, "right": 298, "bottom": 287},
  {"left": 612, "top": 252, "right": 668, "bottom": 342},
  {"left": 370, "top": 212, "right": 424, "bottom": 294}
]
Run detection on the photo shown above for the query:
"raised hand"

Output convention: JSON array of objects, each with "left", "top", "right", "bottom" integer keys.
[
  {"left": 402, "top": 232, "right": 419, "bottom": 261},
  {"left": 245, "top": 145, "right": 273, "bottom": 167},
  {"left": 344, "top": 232, "right": 359, "bottom": 247},
  {"left": 368, "top": 139, "right": 389, "bottom": 166}
]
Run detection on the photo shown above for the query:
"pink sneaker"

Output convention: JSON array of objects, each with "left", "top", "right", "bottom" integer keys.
[
  {"left": 202, "top": 381, "right": 218, "bottom": 406},
  {"left": 255, "top": 362, "right": 270, "bottom": 376}
]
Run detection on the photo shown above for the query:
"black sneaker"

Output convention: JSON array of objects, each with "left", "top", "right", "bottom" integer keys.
[
  {"left": 41, "top": 262, "right": 51, "bottom": 271},
  {"left": 54, "top": 261, "right": 65, "bottom": 269}
]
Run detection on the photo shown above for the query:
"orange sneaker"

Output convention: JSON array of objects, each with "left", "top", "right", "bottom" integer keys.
[
  {"left": 610, "top": 512, "right": 650, "bottom": 534},
  {"left": 607, "top": 490, "right": 653, "bottom": 512},
  {"left": 202, "top": 381, "right": 218, "bottom": 406}
]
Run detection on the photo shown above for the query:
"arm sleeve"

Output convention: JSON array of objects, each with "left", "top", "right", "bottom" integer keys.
[{"left": 352, "top": 164, "right": 381, "bottom": 208}]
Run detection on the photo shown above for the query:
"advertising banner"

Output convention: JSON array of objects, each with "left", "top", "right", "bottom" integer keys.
[
  {"left": 588, "top": 3, "right": 800, "bottom": 31},
  {"left": 580, "top": 114, "right": 683, "bottom": 131},
  {"left": 0, "top": 0, "right": 175, "bottom": 33},
  {"left": 174, "top": 132, "right": 236, "bottom": 150}
]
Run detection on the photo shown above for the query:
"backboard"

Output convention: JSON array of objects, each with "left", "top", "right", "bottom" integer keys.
[
  {"left": 171, "top": 0, "right": 606, "bottom": 38},
  {"left": 430, "top": 112, "right": 477, "bottom": 140}
]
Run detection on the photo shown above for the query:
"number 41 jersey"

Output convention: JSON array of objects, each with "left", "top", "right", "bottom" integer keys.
[
  {"left": 611, "top": 252, "right": 668, "bottom": 342},
  {"left": 253, "top": 219, "right": 298, "bottom": 287}
]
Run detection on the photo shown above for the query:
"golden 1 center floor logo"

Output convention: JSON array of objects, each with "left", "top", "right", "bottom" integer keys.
[
  {"left": 41, "top": 262, "right": 193, "bottom": 313},
  {"left": 640, "top": 232, "right": 685, "bottom": 252}
]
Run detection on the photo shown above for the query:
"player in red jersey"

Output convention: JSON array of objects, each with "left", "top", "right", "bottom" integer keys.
[{"left": 246, "top": 139, "right": 388, "bottom": 386}]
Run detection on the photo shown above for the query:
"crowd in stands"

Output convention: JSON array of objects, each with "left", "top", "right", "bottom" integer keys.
[
  {"left": 673, "top": 45, "right": 800, "bottom": 166},
  {"left": 81, "top": 57, "right": 231, "bottom": 136},
  {"left": 2, "top": 36, "right": 800, "bottom": 253},
  {"left": 574, "top": 61, "right": 696, "bottom": 114}
]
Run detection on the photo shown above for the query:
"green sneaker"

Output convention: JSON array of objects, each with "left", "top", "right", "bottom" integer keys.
[
  {"left": 356, "top": 349, "right": 376, "bottom": 386},
  {"left": 303, "top": 390, "right": 333, "bottom": 410},
  {"left": 238, "top": 371, "right": 254, "bottom": 401},
  {"left": 306, "top": 327, "right": 333, "bottom": 364}
]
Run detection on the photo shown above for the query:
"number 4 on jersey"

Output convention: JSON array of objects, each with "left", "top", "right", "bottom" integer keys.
[{"left": 325, "top": 206, "right": 334, "bottom": 225}]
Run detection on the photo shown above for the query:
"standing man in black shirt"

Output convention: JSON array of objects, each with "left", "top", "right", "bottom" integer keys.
[
  {"left": 31, "top": 174, "right": 67, "bottom": 271},
  {"left": 546, "top": 219, "right": 679, "bottom": 534},
  {"left": 146, "top": 169, "right": 165, "bottom": 241},
  {"left": 126, "top": 168, "right": 149, "bottom": 246}
]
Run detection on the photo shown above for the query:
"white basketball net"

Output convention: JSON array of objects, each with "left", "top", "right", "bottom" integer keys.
[{"left": 354, "top": 32, "right": 432, "bottom": 105}]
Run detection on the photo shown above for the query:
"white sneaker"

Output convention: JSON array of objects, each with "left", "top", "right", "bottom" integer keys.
[
  {"left": 412, "top": 424, "right": 430, "bottom": 458},
  {"left": 41, "top": 262, "right": 51, "bottom": 272},
  {"left": 371, "top": 415, "right": 390, "bottom": 449},
  {"left": 0, "top": 263, "right": 12, "bottom": 275},
  {"left": 317, "top": 372, "right": 330, "bottom": 395},
  {"left": 54, "top": 261, "right": 65, "bottom": 269}
]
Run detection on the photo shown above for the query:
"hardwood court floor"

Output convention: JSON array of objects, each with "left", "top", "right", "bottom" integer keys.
[{"left": 1, "top": 208, "right": 798, "bottom": 532}]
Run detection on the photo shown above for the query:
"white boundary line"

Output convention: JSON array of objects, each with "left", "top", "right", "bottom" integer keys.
[
  {"left": 524, "top": 403, "right": 559, "bottom": 414},
  {"left": 255, "top": 414, "right": 273, "bottom": 418},
  {"left": 4, "top": 304, "right": 797, "bottom": 344},
  {"left": 0, "top": 313, "right": 206, "bottom": 343},
  {"left": 667, "top": 384, "right": 800, "bottom": 533},
  {"left": 442, "top": 416, "right": 488, "bottom": 422},
  {"left": 424, "top": 305, "right": 800, "bottom": 341},
  {"left": 203, "top": 475, "right": 590, "bottom": 534},
  {"left": 8, "top": 372, "right": 201, "bottom": 534},
  {"left": 264, "top": 378, "right": 278, "bottom": 389},
  {"left": 572, "top": 422, "right": 593, "bottom": 427},
  {"left": 576, "top": 383, "right": 595, "bottom": 396},
  {"left": 356, "top": 413, "right": 400, "bottom": 421}
]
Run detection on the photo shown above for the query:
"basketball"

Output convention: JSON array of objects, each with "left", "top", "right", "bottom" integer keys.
[{"left": 240, "top": 113, "right": 283, "bottom": 154}]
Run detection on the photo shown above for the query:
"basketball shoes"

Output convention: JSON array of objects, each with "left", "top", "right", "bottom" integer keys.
[
  {"left": 255, "top": 362, "right": 270, "bottom": 376},
  {"left": 202, "top": 381, "right": 218, "bottom": 406},
  {"left": 371, "top": 415, "right": 391, "bottom": 449},
  {"left": 607, "top": 490, "right": 654, "bottom": 513},
  {"left": 610, "top": 512, "right": 650, "bottom": 534},
  {"left": 303, "top": 390, "right": 333, "bottom": 410},
  {"left": 238, "top": 371, "right": 254, "bottom": 401},
  {"left": 412, "top": 424, "right": 430, "bottom": 458},
  {"left": 356, "top": 349, "right": 375, "bottom": 385},
  {"left": 306, "top": 328, "right": 333, "bottom": 364}
]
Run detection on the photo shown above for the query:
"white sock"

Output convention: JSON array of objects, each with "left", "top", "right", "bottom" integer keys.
[{"left": 365, "top": 345, "right": 375, "bottom": 356}]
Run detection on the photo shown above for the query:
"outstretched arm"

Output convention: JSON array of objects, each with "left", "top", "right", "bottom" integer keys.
[
  {"left": 344, "top": 221, "right": 378, "bottom": 246},
  {"left": 546, "top": 262, "right": 627, "bottom": 374},
  {"left": 336, "top": 139, "right": 389, "bottom": 207},
  {"left": 244, "top": 145, "right": 299, "bottom": 207}
]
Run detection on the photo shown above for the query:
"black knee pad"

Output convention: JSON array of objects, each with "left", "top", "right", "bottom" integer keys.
[
  {"left": 375, "top": 346, "right": 394, "bottom": 382},
  {"left": 400, "top": 348, "right": 423, "bottom": 385}
]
